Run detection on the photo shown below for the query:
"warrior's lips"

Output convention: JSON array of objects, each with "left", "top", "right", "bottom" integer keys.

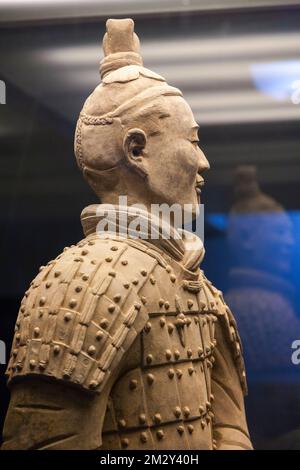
[{"left": 195, "top": 177, "right": 205, "bottom": 194}]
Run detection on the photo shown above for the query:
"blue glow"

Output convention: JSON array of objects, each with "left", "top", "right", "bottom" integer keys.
[{"left": 250, "top": 60, "right": 300, "bottom": 100}]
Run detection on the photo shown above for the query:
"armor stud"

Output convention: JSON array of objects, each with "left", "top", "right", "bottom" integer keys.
[
  {"left": 176, "top": 369, "right": 183, "bottom": 379},
  {"left": 53, "top": 345, "right": 61, "bottom": 355},
  {"left": 121, "top": 260, "right": 128, "bottom": 265},
  {"left": 121, "top": 438, "right": 129, "bottom": 448},
  {"left": 140, "top": 432, "right": 148, "bottom": 443},
  {"left": 64, "top": 312, "right": 72, "bottom": 322},
  {"left": 147, "top": 373, "right": 154, "bottom": 385},
  {"left": 183, "top": 406, "right": 190, "bottom": 418},
  {"left": 187, "top": 424, "right": 194, "bottom": 434},
  {"left": 129, "top": 379, "right": 138, "bottom": 390},
  {"left": 174, "top": 407, "right": 181, "bottom": 418},
  {"left": 111, "top": 246, "right": 118, "bottom": 251},
  {"left": 139, "top": 413, "right": 146, "bottom": 424},
  {"left": 113, "top": 294, "right": 121, "bottom": 303},
  {"left": 168, "top": 368, "right": 175, "bottom": 379},
  {"left": 159, "top": 318, "right": 166, "bottom": 327},
  {"left": 88, "top": 345, "right": 96, "bottom": 356},
  {"left": 144, "top": 322, "right": 151, "bottom": 333},
  {"left": 167, "top": 323, "right": 174, "bottom": 334},
  {"left": 174, "top": 350, "right": 180, "bottom": 360},
  {"left": 165, "top": 350, "right": 172, "bottom": 360},
  {"left": 156, "top": 430, "right": 164, "bottom": 440},
  {"left": 177, "top": 425, "right": 184, "bottom": 435},
  {"left": 69, "top": 299, "right": 77, "bottom": 309},
  {"left": 158, "top": 299, "right": 164, "bottom": 307},
  {"left": 153, "top": 413, "right": 162, "bottom": 424},
  {"left": 118, "top": 419, "right": 126, "bottom": 428},
  {"left": 188, "top": 367, "right": 194, "bottom": 375},
  {"left": 146, "top": 354, "right": 153, "bottom": 364},
  {"left": 108, "top": 304, "right": 115, "bottom": 313}
]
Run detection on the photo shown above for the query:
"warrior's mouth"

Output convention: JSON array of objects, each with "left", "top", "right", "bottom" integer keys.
[{"left": 195, "top": 176, "right": 205, "bottom": 194}]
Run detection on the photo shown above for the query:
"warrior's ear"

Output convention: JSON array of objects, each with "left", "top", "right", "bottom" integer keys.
[{"left": 123, "top": 128, "right": 148, "bottom": 178}]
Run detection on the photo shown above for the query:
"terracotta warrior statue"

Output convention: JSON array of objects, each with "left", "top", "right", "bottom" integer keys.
[{"left": 2, "top": 19, "right": 252, "bottom": 450}]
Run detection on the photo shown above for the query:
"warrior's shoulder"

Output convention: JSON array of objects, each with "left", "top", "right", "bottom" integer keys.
[{"left": 6, "top": 236, "right": 168, "bottom": 393}]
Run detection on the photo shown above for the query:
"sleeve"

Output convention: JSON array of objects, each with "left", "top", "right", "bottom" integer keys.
[
  {"left": 2, "top": 238, "right": 153, "bottom": 449},
  {"left": 204, "top": 281, "right": 253, "bottom": 450}
]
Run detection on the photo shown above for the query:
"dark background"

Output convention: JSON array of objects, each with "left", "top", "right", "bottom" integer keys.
[{"left": 1, "top": 0, "right": 300, "bottom": 449}]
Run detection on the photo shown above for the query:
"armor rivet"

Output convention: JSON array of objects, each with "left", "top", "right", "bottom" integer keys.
[
  {"left": 164, "top": 301, "right": 170, "bottom": 310},
  {"left": 205, "top": 346, "right": 211, "bottom": 354},
  {"left": 89, "top": 380, "right": 97, "bottom": 389},
  {"left": 159, "top": 299, "right": 164, "bottom": 307},
  {"left": 15, "top": 363, "right": 23, "bottom": 371},
  {"left": 33, "top": 327, "right": 40, "bottom": 337},
  {"left": 150, "top": 276, "right": 156, "bottom": 285},
  {"left": 15, "top": 333, "right": 21, "bottom": 342},
  {"left": 118, "top": 419, "right": 126, "bottom": 428},
  {"left": 105, "top": 257, "right": 112, "bottom": 262},
  {"left": 199, "top": 405, "right": 205, "bottom": 415},
  {"left": 91, "top": 259, "right": 97, "bottom": 265},
  {"left": 123, "top": 283, "right": 130, "bottom": 289},
  {"left": 100, "top": 319, "right": 109, "bottom": 329},
  {"left": 88, "top": 240, "right": 95, "bottom": 246},
  {"left": 156, "top": 430, "right": 164, "bottom": 440},
  {"left": 88, "top": 345, "right": 96, "bottom": 356},
  {"left": 75, "top": 286, "right": 82, "bottom": 293},
  {"left": 198, "top": 347, "right": 203, "bottom": 357},
  {"left": 174, "top": 350, "right": 180, "bottom": 360},
  {"left": 187, "top": 299, "right": 193, "bottom": 309},
  {"left": 153, "top": 413, "right": 162, "bottom": 424},
  {"left": 12, "top": 349, "right": 18, "bottom": 357},
  {"left": 206, "top": 401, "right": 211, "bottom": 410},
  {"left": 159, "top": 318, "right": 166, "bottom": 327},
  {"left": 113, "top": 294, "right": 121, "bottom": 303},
  {"left": 53, "top": 345, "right": 61, "bottom": 355},
  {"left": 39, "top": 265, "right": 45, "bottom": 272},
  {"left": 108, "top": 304, "right": 115, "bottom": 313},
  {"left": 74, "top": 257, "right": 82, "bottom": 263},
  {"left": 201, "top": 420, "right": 206, "bottom": 429},
  {"left": 188, "top": 366, "right": 194, "bottom": 375},
  {"left": 183, "top": 406, "right": 190, "bottom": 418},
  {"left": 20, "top": 306, "right": 26, "bottom": 313},
  {"left": 186, "top": 318, "right": 191, "bottom": 326},
  {"left": 144, "top": 322, "right": 152, "bottom": 333},
  {"left": 177, "top": 425, "right": 184, "bottom": 435},
  {"left": 121, "top": 438, "right": 129, "bottom": 448},
  {"left": 141, "top": 296, "right": 147, "bottom": 305},
  {"left": 146, "top": 354, "right": 153, "bottom": 364},
  {"left": 111, "top": 246, "right": 118, "bottom": 251},
  {"left": 168, "top": 368, "right": 175, "bottom": 379},
  {"left": 46, "top": 281, "right": 52, "bottom": 289},
  {"left": 134, "top": 302, "right": 141, "bottom": 311},
  {"left": 29, "top": 359, "right": 36, "bottom": 369},
  {"left": 39, "top": 362, "right": 46, "bottom": 371},
  {"left": 39, "top": 297, "right": 46, "bottom": 306},
  {"left": 69, "top": 299, "right": 77, "bottom": 309},
  {"left": 132, "top": 279, "right": 139, "bottom": 285},
  {"left": 182, "top": 280, "right": 189, "bottom": 290},
  {"left": 64, "top": 312, "right": 72, "bottom": 322},
  {"left": 109, "top": 271, "right": 116, "bottom": 277},
  {"left": 129, "top": 379, "right": 138, "bottom": 390},
  {"left": 54, "top": 271, "right": 61, "bottom": 278},
  {"left": 166, "top": 265, "right": 172, "bottom": 273},
  {"left": 187, "top": 424, "right": 194, "bottom": 434},
  {"left": 81, "top": 250, "right": 89, "bottom": 256},
  {"left": 174, "top": 406, "right": 181, "bottom": 418},
  {"left": 139, "top": 413, "right": 146, "bottom": 424},
  {"left": 170, "top": 274, "right": 176, "bottom": 283},
  {"left": 39, "top": 310, "right": 43, "bottom": 318},
  {"left": 141, "top": 270, "right": 147, "bottom": 276},
  {"left": 165, "top": 350, "right": 172, "bottom": 360},
  {"left": 210, "top": 301, "right": 215, "bottom": 309},
  {"left": 121, "top": 259, "right": 128, "bottom": 265},
  {"left": 176, "top": 369, "right": 183, "bottom": 379},
  {"left": 96, "top": 330, "right": 103, "bottom": 341},
  {"left": 187, "top": 348, "right": 192, "bottom": 358},
  {"left": 178, "top": 313, "right": 185, "bottom": 320},
  {"left": 82, "top": 274, "right": 89, "bottom": 281},
  {"left": 147, "top": 374, "right": 155, "bottom": 385},
  {"left": 140, "top": 432, "right": 148, "bottom": 443}
]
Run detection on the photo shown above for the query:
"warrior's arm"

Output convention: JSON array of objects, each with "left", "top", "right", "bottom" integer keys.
[
  {"left": 210, "top": 293, "right": 253, "bottom": 450},
  {"left": 2, "top": 239, "right": 151, "bottom": 450}
]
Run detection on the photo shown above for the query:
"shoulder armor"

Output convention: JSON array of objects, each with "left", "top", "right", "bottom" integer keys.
[
  {"left": 6, "top": 236, "right": 160, "bottom": 393},
  {"left": 201, "top": 273, "right": 248, "bottom": 395}
]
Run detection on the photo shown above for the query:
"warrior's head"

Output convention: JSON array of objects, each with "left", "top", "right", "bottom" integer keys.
[{"left": 75, "top": 18, "right": 209, "bottom": 219}]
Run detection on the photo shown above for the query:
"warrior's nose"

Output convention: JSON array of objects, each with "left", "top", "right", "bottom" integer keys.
[{"left": 197, "top": 147, "right": 210, "bottom": 173}]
